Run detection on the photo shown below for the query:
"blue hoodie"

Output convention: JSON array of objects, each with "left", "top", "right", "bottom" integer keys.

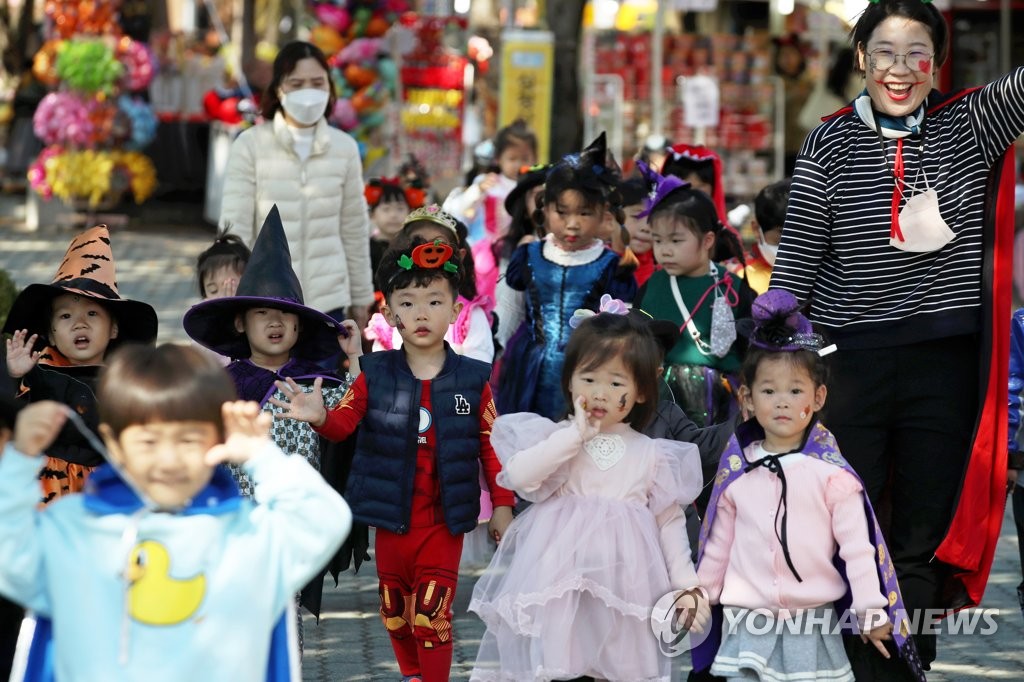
[{"left": 0, "top": 442, "right": 351, "bottom": 682}]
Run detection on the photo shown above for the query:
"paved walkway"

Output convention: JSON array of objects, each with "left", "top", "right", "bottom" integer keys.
[{"left": 0, "top": 191, "right": 1021, "bottom": 680}]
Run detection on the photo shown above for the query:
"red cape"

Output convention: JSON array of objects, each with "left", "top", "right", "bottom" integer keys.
[{"left": 934, "top": 118, "right": 1014, "bottom": 611}]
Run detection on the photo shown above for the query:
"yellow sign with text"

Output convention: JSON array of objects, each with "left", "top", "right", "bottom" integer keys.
[{"left": 499, "top": 30, "right": 554, "bottom": 163}]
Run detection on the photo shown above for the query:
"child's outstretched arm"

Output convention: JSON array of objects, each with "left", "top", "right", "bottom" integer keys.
[
  {"left": 6, "top": 330, "right": 42, "bottom": 381},
  {"left": 209, "top": 401, "right": 353, "bottom": 599},
  {"left": 0, "top": 401, "right": 68, "bottom": 613},
  {"left": 271, "top": 374, "right": 368, "bottom": 443}
]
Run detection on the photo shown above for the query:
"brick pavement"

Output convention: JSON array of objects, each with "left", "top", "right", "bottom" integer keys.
[{"left": 0, "top": 192, "right": 1021, "bottom": 681}]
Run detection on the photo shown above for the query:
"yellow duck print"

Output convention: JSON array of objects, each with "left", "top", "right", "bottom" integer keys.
[{"left": 125, "top": 540, "right": 206, "bottom": 626}]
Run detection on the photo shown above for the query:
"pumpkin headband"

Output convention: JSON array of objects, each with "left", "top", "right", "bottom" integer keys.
[
  {"left": 402, "top": 203, "right": 459, "bottom": 238},
  {"left": 398, "top": 239, "right": 459, "bottom": 274},
  {"left": 365, "top": 177, "right": 427, "bottom": 210}
]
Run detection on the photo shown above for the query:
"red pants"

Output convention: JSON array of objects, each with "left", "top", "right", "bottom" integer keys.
[{"left": 376, "top": 524, "right": 463, "bottom": 682}]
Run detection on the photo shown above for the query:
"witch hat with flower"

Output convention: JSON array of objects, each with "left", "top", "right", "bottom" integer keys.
[
  {"left": 183, "top": 205, "right": 342, "bottom": 361},
  {"left": 546, "top": 132, "right": 622, "bottom": 197},
  {"left": 2, "top": 225, "right": 158, "bottom": 351}
]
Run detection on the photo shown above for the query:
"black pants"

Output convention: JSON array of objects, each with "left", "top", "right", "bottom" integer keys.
[{"left": 826, "top": 334, "right": 979, "bottom": 677}]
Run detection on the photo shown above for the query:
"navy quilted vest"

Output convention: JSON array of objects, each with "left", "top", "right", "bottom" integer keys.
[{"left": 346, "top": 346, "right": 490, "bottom": 534}]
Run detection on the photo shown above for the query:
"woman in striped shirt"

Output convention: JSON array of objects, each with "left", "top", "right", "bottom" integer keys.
[{"left": 770, "top": 0, "right": 1024, "bottom": 677}]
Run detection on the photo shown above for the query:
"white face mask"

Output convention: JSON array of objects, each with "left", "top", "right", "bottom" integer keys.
[
  {"left": 279, "top": 88, "right": 329, "bottom": 126},
  {"left": 758, "top": 236, "right": 779, "bottom": 266}
]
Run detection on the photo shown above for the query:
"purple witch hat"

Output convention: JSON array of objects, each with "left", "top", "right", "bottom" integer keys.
[
  {"left": 743, "top": 290, "right": 825, "bottom": 352},
  {"left": 635, "top": 160, "right": 690, "bottom": 218}
]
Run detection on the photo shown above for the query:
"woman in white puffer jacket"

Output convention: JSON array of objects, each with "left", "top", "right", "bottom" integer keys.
[{"left": 220, "top": 41, "right": 373, "bottom": 327}]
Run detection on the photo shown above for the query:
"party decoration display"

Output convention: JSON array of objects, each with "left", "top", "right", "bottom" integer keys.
[
  {"left": 304, "top": 0, "right": 410, "bottom": 164},
  {"left": 117, "top": 95, "right": 158, "bottom": 149},
  {"left": 33, "top": 92, "right": 93, "bottom": 146},
  {"left": 55, "top": 39, "right": 124, "bottom": 94},
  {"left": 398, "top": 15, "right": 469, "bottom": 183},
  {"left": 117, "top": 37, "right": 156, "bottom": 92},
  {"left": 32, "top": 40, "right": 63, "bottom": 86},
  {"left": 28, "top": 0, "right": 160, "bottom": 209},
  {"left": 45, "top": 0, "right": 119, "bottom": 39},
  {"left": 29, "top": 146, "right": 158, "bottom": 207}
]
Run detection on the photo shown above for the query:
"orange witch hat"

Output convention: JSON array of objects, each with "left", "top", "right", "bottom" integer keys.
[{"left": 2, "top": 225, "right": 158, "bottom": 351}]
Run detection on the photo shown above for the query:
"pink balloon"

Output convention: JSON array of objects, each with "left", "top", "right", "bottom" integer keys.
[
  {"left": 331, "top": 99, "right": 358, "bottom": 131},
  {"left": 314, "top": 5, "right": 351, "bottom": 33}
]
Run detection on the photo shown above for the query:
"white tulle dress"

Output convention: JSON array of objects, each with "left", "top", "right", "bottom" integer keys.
[{"left": 469, "top": 413, "right": 703, "bottom": 682}]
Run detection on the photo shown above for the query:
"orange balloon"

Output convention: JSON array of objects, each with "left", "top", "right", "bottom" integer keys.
[
  {"left": 343, "top": 63, "right": 377, "bottom": 90},
  {"left": 32, "top": 40, "right": 63, "bottom": 86},
  {"left": 310, "top": 25, "right": 345, "bottom": 55},
  {"left": 351, "top": 86, "right": 377, "bottom": 114},
  {"left": 365, "top": 16, "right": 389, "bottom": 38}
]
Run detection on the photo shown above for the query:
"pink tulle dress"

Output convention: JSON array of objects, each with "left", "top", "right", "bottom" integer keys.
[{"left": 469, "top": 414, "right": 703, "bottom": 682}]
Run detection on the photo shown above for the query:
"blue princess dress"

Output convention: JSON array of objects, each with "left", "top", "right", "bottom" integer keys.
[{"left": 496, "top": 236, "right": 636, "bottom": 420}]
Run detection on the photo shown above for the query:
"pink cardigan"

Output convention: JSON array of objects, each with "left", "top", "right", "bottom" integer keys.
[{"left": 697, "top": 445, "right": 887, "bottom": 628}]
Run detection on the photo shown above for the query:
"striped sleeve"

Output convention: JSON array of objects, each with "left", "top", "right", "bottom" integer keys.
[{"left": 970, "top": 66, "right": 1024, "bottom": 167}]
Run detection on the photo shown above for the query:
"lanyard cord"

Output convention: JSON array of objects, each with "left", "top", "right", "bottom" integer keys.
[{"left": 874, "top": 115, "right": 926, "bottom": 242}]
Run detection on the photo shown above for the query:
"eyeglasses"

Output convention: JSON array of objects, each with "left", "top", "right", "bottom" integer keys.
[{"left": 868, "top": 49, "right": 934, "bottom": 72}]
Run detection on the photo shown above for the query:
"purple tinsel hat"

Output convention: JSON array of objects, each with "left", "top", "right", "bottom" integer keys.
[
  {"left": 635, "top": 160, "right": 690, "bottom": 219},
  {"left": 745, "top": 290, "right": 826, "bottom": 352}
]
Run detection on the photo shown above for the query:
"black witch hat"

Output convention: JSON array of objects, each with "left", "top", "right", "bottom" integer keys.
[
  {"left": 183, "top": 205, "right": 342, "bottom": 361},
  {"left": 546, "top": 132, "right": 622, "bottom": 198}
]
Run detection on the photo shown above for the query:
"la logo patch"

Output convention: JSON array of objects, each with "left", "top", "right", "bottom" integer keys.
[{"left": 454, "top": 394, "right": 471, "bottom": 415}]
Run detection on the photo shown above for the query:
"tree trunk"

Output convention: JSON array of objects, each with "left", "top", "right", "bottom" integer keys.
[
  {"left": 13, "top": 0, "right": 36, "bottom": 74},
  {"left": 545, "top": 0, "right": 585, "bottom": 161}
]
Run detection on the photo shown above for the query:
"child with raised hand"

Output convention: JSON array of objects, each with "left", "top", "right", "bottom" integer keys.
[
  {"left": 196, "top": 230, "right": 251, "bottom": 300},
  {"left": 496, "top": 132, "right": 638, "bottom": 420},
  {"left": 273, "top": 236, "right": 515, "bottom": 682},
  {"left": 443, "top": 119, "right": 538, "bottom": 246},
  {"left": 469, "top": 309, "right": 707, "bottom": 682},
  {"left": 635, "top": 163, "right": 753, "bottom": 433},
  {"left": 694, "top": 290, "right": 923, "bottom": 682},
  {"left": 3, "top": 225, "right": 158, "bottom": 503},
  {"left": 366, "top": 205, "right": 495, "bottom": 363},
  {"left": 0, "top": 344, "right": 351, "bottom": 682},
  {"left": 194, "top": 231, "right": 252, "bottom": 366}
]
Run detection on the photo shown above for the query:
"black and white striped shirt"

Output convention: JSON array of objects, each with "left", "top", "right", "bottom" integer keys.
[{"left": 770, "top": 67, "right": 1024, "bottom": 349}]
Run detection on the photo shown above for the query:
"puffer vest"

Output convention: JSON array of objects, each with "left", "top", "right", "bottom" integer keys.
[{"left": 346, "top": 346, "right": 491, "bottom": 534}]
